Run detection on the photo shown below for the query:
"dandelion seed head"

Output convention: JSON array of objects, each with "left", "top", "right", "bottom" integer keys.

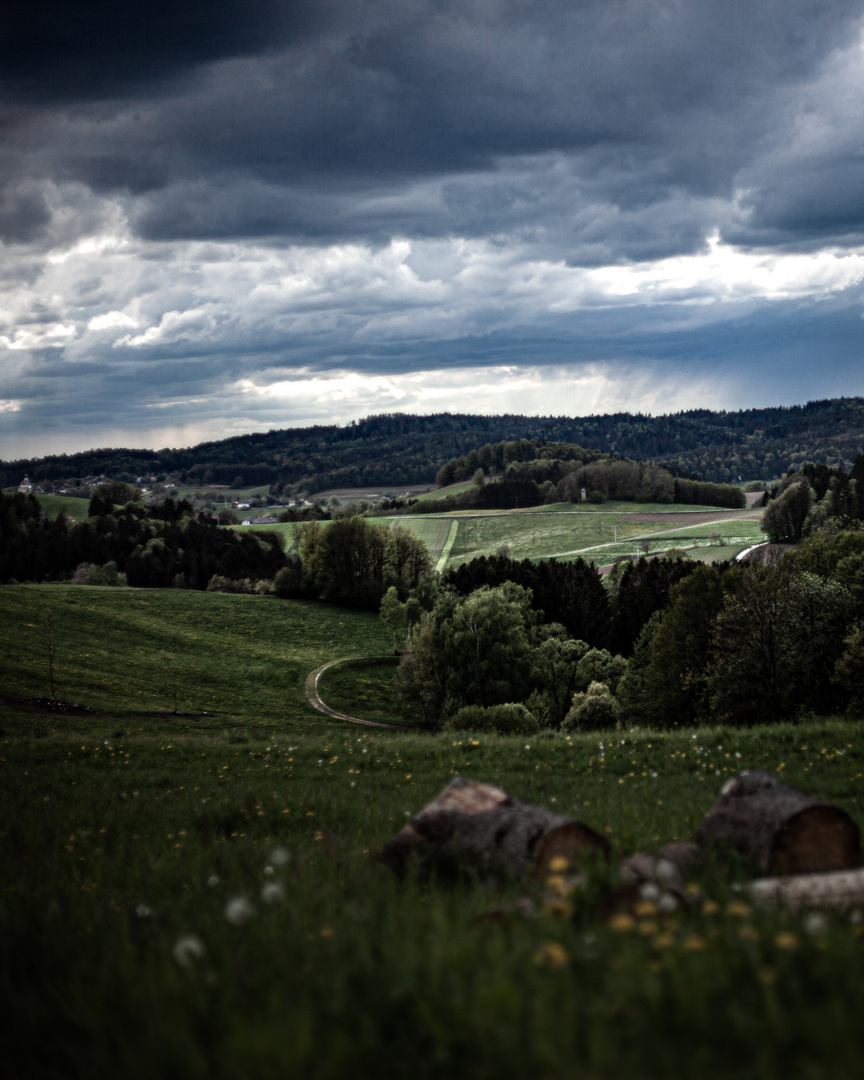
[
  {"left": 135, "top": 903, "right": 152, "bottom": 918},
  {"left": 173, "top": 934, "right": 205, "bottom": 967},
  {"left": 264, "top": 865, "right": 274, "bottom": 876},
  {"left": 207, "top": 874, "right": 219, "bottom": 887},
  {"left": 270, "top": 847, "right": 290, "bottom": 867},
  {"left": 261, "top": 882, "right": 286, "bottom": 904},
  {"left": 225, "top": 897, "right": 255, "bottom": 925}
]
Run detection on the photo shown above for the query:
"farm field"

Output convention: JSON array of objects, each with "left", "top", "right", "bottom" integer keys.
[
  {"left": 230, "top": 499, "right": 766, "bottom": 569},
  {"left": 310, "top": 484, "right": 436, "bottom": 504},
  {"left": 2, "top": 587, "right": 864, "bottom": 1079},
  {"left": 435, "top": 505, "right": 766, "bottom": 569}
]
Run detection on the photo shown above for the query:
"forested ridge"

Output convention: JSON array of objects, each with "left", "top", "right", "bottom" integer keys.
[{"left": 5, "top": 397, "right": 864, "bottom": 491}]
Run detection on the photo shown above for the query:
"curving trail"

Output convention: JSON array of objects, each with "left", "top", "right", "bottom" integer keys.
[{"left": 304, "top": 658, "right": 416, "bottom": 730}]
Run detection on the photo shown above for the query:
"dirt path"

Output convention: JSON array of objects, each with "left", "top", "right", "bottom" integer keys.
[{"left": 304, "top": 658, "right": 413, "bottom": 730}]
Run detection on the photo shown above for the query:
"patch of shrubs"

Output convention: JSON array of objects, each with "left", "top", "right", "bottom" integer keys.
[
  {"left": 443, "top": 703, "right": 540, "bottom": 735},
  {"left": 206, "top": 575, "right": 273, "bottom": 595},
  {"left": 71, "top": 561, "right": 126, "bottom": 587},
  {"left": 562, "top": 681, "right": 619, "bottom": 732}
]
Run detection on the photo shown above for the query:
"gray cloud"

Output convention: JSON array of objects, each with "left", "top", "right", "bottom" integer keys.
[
  {"left": 3, "top": 0, "right": 862, "bottom": 255},
  {"left": 3, "top": 1, "right": 864, "bottom": 459}
]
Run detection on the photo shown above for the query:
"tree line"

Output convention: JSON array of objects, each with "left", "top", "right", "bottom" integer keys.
[
  {"left": 5, "top": 397, "right": 864, "bottom": 492},
  {"left": 435, "top": 441, "right": 745, "bottom": 509},
  {"left": 0, "top": 490, "right": 287, "bottom": 590},
  {"left": 760, "top": 455, "right": 864, "bottom": 542}
]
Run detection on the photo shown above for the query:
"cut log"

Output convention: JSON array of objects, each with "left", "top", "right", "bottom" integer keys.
[
  {"left": 694, "top": 769, "right": 861, "bottom": 875},
  {"left": 744, "top": 867, "right": 864, "bottom": 910},
  {"left": 377, "top": 776, "right": 609, "bottom": 880}
]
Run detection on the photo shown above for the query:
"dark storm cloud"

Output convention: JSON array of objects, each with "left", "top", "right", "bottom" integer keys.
[
  {"left": 3, "top": 0, "right": 863, "bottom": 256},
  {"left": 0, "top": 0, "right": 317, "bottom": 102}
]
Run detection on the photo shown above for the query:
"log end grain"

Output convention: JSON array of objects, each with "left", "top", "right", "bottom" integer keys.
[{"left": 771, "top": 805, "right": 862, "bottom": 875}]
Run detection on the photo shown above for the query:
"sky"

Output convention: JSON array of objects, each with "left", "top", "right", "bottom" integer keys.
[{"left": 3, "top": 0, "right": 864, "bottom": 461}]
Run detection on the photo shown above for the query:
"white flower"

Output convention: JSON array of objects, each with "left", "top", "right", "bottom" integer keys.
[
  {"left": 261, "top": 882, "right": 286, "bottom": 904},
  {"left": 264, "top": 865, "right": 274, "bottom": 876},
  {"left": 225, "top": 897, "right": 255, "bottom": 925},
  {"left": 173, "top": 935, "right": 205, "bottom": 966},
  {"left": 135, "top": 903, "right": 152, "bottom": 918},
  {"left": 207, "top": 874, "right": 219, "bottom": 887},
  {"left": 270, "top": 847, "right": 290, "bottom": 867}
]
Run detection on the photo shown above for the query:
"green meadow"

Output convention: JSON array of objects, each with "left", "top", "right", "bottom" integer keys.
[
  {"left": 431, "top": 504, "right": 765, "bottom": 568},
  {"left": 31, "top": 492, "right": 94, "bottom": 521},
  {"left": 2, "top": 585, "right": 864, "bottom": 1079},
  {"left": 233, "top": 501, "right": 766, "bottom": 571}
]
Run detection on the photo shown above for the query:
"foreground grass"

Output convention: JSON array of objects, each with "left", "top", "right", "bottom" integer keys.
[{"left": 3, "top": 587, "right": 864, "bottom": 1079}]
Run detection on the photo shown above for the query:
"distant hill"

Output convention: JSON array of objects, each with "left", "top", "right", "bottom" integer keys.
[{"left": 5, "top": 397, "right": 864, "bottom": 492}]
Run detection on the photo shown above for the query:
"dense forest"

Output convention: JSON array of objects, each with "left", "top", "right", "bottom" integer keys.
[
  {"left": 4, "top": 397, "right": 864, "bottom": 492},
  {"left": 433, "top": 440, "right": 745, "bottom": 509}
]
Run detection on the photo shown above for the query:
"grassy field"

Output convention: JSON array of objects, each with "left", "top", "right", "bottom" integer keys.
[
  {"left": 376, "top": 515, "right": 455, "bottom": 565},
  {"left": 229, "top": 500, "right": 766, "bottom": 569},
  {"left": 0, "top": 585, "right": 390, "bottom": 721},
  {"left": 412, "top": 480, "right": 477, "bottom": 503},
  {"left": 29, "top": 492, "right": 93, "bottom": 521},
  {"left": 2, "top": 586, "right": 864, "bottom": 1078},
  {"left": 438, "top": 506, "right": 765, "bottom": 568},
  {"left": 315, "top": 657, "right": 408, "bottom": 726}
]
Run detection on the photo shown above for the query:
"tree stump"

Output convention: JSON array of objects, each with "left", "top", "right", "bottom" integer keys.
[
  {"left": 377, "top": 776, "right": 610, "bottom": 880},
  {"left": 694, "top": 769, "right": 861, "bottom": 875}
]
